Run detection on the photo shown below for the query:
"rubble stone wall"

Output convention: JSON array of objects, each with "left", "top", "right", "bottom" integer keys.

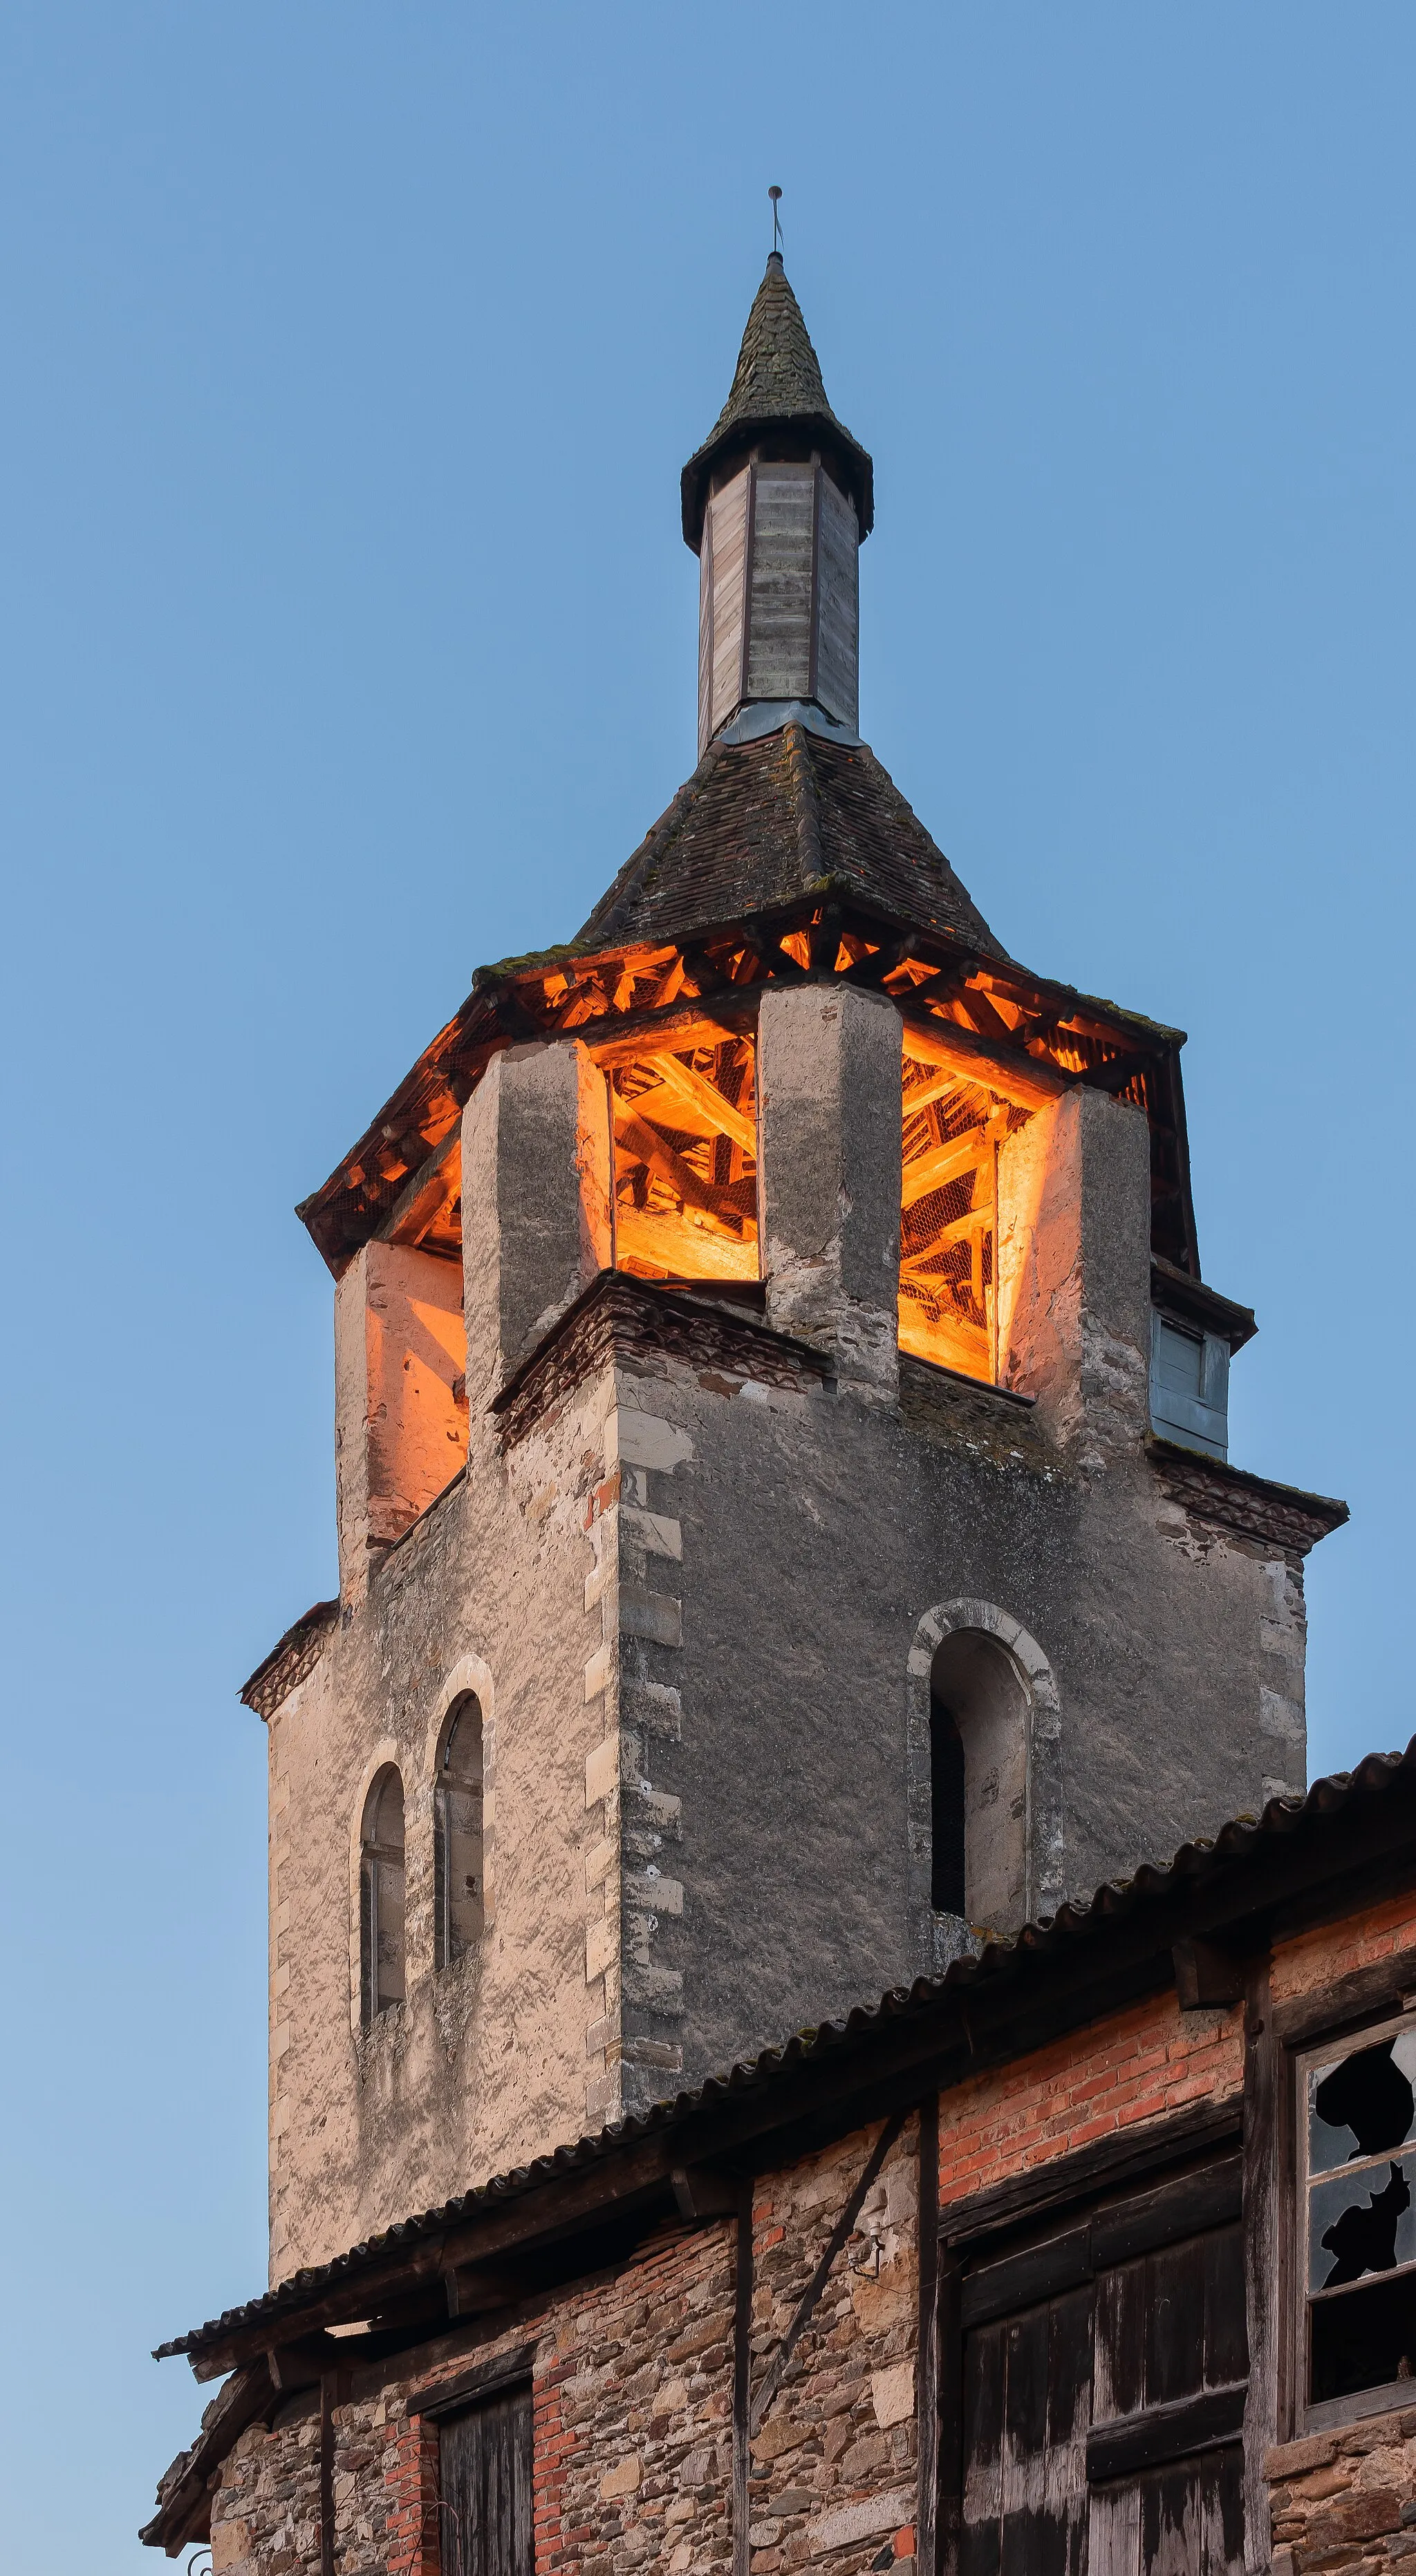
[
  {"left": 1267, "top": 2412, "right": 1416, "bottom": 2575},
  {"left": 209, "top": 2114, "right": 926, "bottom": 2576}
]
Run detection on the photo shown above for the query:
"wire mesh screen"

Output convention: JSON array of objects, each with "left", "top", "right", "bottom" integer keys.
[
  {"left": 606, "top": 1033, "right": 759, "bottom": 1282},
  {"left": 899, "top": 1052, "right": 1028, "bottom": 1381}
]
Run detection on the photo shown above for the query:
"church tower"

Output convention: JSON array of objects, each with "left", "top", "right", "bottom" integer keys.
[{"left": 245, "top": 255, "right": 1344, "bottom": 2288}]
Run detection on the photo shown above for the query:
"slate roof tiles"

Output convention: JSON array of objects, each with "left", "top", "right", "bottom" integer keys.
[
  {"left": 575, "top": 722, "right": 1005, "bottom": 956},
  {"left": 681, "top": 254, "right": 874, "bottom": 544}
]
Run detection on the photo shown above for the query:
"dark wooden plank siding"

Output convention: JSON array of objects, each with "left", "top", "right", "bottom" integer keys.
[
  {"left": 698, "top": 500, "right": 716, "bottom": 754},
  {"left": 814, "top": 469, "right": 859, "bottom": 726},
  {"left": 961, "top": 2159, "right": 1250, "bottom": 2576},
  {"left": 705, "top": 471, "right": 749, "bottom": 738},
  {"left": 438, "top": 2383, "right": 533, "bottom": 2576},
  {"left": 745, "top": 463, "right": 814, "bottom": 701},
  {"left": 962, "top": 2288, "right": 1091, "bottom": 2575}
]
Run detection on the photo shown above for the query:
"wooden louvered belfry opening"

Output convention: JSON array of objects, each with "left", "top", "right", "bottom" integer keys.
[
  {"left": 953, "top": 2148, "right": 1249, "bottom": 2574},
  {"left": 602, "top": 1028, "right": 759, "bottom": 1284},
  {"left": 900, "top": 1049, "right": 1028, "bottom": 1384}
]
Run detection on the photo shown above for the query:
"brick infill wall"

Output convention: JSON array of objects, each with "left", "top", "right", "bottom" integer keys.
[{"left": 936, "top": 1986, "right": 1245, "bottom": 2211}]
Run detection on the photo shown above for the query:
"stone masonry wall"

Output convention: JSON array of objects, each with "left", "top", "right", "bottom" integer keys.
[
  {"left": 1267, "top": 2414, "right": 1416, "bottom": 2576},
  {"left": 208, "top": 2114, "right": 926, "bottom": 2576},
  {"left": 746, "top": 2117, "right": 922, "bottom": 2576}
]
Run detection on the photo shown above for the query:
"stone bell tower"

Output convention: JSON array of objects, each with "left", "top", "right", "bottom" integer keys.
[{"left": 245, "top": 253, "right": 1345, "bottom": 2288}]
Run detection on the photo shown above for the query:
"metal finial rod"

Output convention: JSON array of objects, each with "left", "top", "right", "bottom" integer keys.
[{"left": 769, "top": 185, "right": 783, "bottom": 256}]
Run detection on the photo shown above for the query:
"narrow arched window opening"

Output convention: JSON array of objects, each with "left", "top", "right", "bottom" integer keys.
[
  {"left": 360, "top": 1766, "right": 406, "bottom": 2029},
  {"left": 929, "top": 1695, "right": 967, "bottom": 1915},
  {"left": 434, "top": 1693, "right": 485, "bottom": 1968},
  {"left": 929, "top": 1630, "right": 1030, "bottom": 1934}
]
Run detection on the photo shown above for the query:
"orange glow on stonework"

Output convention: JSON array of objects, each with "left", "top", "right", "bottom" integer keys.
[{"left": 898, "top": 1041, "right": 1031, "bottom": 1383}]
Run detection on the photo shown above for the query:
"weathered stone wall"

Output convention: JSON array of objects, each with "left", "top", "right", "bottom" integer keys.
[
  {"left": 746, "top": 2118, "right": 922, "bottom": 2575},
  {"left": 600, "top": 1310, "right": 1300, "bottom": 2106},
  {"left": 270, "top": 995, "right": 1312, "bottom": 2275},
  {"left": 211, "top": 2394, "right": 321, "bottom": 2576},
  {"left": 212, "top": 2116, "right": 926, "bottom": 2576},
  {"left": 1267, "top": 2415, "right": 1416, "bottom": 2576},
  {"left": 268, "top": 1347, "right": 620, "bottom": 2280}
]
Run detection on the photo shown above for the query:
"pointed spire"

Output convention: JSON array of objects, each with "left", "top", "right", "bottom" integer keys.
[{"left": 681, "top": 256, "right": 874, "bottom": 549}]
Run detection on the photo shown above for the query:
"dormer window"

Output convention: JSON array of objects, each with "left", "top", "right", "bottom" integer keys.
[
  {"left": 1148, "top": 1261, "right": 1256, "bottom": 1464},
  {"left": 1150, "top": 1314, "right": 1231, "bottom": 1460}
]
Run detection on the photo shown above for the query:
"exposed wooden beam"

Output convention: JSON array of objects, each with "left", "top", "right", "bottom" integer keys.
[
  {"left": 900, "top": 1210, "right": 991, "bottom": 1275},
  {"left": 644, "top": 1053, "right": 757, "bottom": 1155},
  {"left": 901, "top": 1016, "right": 1069, "bottom": 1113},
  {"left": 950, "top": 982, "right": 1022, "bottom": 1044},
  {"left": 588, "top": 1009, "right": 754, "bottom": 1071},
  {"left": 902, "top": 1134, "right": 987, "bottom": 1209},
  {"left": 613, "top": 1107, "right": 725, "bottom": 1221},
  {"left": 902, "top": 1067, "right": 980, "bottom": 1118},
  {"left": 614, "top": 1205, "right": 759, "bottom": 1281},
  {"left": 491, "top": 986, "right": 543, "bottom": 1040},
  {"left": 1090, "top": 1050, "right": 1158, "bottom": 1097},
  {"left": 373, "top": 1127, "right": 461, "bottom": 1247}
]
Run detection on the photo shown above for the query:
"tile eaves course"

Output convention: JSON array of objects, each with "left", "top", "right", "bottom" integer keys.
[{"left": 153, "top": 1738, "right": 1415, "bottom": 2363}]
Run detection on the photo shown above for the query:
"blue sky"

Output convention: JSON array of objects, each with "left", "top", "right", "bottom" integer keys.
[{"left": 1, "top": 6, "right": 1413, "bottom": 2566}]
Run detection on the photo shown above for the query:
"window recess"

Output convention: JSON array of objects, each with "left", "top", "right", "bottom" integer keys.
[
  {"left": 359, "top": 1767, "right": 406, "bottom": 2029},
  {"left": 1298, "top": 2012, "right": 1416, "bottom": 2427}
]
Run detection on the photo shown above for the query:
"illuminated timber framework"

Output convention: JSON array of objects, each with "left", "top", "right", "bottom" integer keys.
[
  {"left": 298, "top": 890, "right": 1195, "bottom": 1393},
  {"left": 298, "top": 255, "right": 1199, "bottom": 1394}
]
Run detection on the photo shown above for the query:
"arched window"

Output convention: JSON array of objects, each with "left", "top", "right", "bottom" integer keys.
[
  {"left": 360, "top": 1767, "right": 406, "bottom": 2028},
  {"left": 434, "top": 1693, "right": 485, "bottom": 1968},
  {"left": 929, "top": 1630, "right": 1030, "bottom": 1933}
]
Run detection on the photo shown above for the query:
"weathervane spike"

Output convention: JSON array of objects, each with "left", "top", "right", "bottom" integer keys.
[{"left": 768, "top": 185, "right": 783, "bottom": 256}]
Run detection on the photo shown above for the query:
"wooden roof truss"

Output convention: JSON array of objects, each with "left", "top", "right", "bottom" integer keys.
[{"left": 298, "top": 897, "right": 1196, "bottom": 1286}]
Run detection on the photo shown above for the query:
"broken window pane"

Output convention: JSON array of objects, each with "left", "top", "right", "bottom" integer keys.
[
  {"left": 1309, "top": 2153, "right": 1416, "bottom": 2291},
  {"left": 1309, "top": 2032, "right": 1416, "bottom": 2173},
  {"left": 1303, "top": 2021, "right": 1416, "bottom": 2414}
]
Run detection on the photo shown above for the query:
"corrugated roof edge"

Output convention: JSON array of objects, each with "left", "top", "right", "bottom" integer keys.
[{"left": 153, "top": 1738, "right": 1416, "bottom": 2361}]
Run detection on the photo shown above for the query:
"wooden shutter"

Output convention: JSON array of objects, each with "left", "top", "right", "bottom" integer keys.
[
  {"left": 1088, "top": 2212, "right": 1247, "bottom": 2575},
  {"left": 956, "top": 2154, "right": 1248, "bottom": 2575},
  {"left": 438, "top": 2384, "right": 532, "bottom": 2576},
  {"left": 960, "top": 2278, "right": 1092, "bottom": 2573}
]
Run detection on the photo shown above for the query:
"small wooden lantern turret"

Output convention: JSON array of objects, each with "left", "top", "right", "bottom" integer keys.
[{"left": 682, "top": 253, "right": 874, "bottom": 754}]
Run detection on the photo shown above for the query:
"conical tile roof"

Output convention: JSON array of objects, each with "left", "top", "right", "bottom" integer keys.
[
  {"left": 576, "top": 723, "right": 1003, "bottom": 957},
  {"left": 681, "top": 254, "right": 873, "bottom": 546}
]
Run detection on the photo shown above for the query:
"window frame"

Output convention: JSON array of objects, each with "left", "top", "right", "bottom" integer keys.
[
  {"left": 434, "top": 1691, "right": 485, "bottom": 1973},
  {"left": 1149, "top": 1308, "right": 1231, "bottom": 1460},
  {"left": 1292, "top": 2002, "right": 1416, "bottom": 2434}
]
